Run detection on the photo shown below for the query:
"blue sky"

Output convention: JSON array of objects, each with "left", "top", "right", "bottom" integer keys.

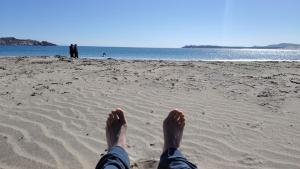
[{"left": 1, "top": 0, "right": 300, "bottom": 47}]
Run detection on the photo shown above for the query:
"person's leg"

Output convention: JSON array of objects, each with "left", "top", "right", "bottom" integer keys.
[
  {"left": 95, "top": 109, "right": 130, "bottom": 169},
  {"left": 158, "top": 110, "right": 198, "bottom": 169}
]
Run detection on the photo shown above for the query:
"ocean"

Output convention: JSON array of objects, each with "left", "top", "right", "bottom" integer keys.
[{"left": 0, "top": 46, "right": 300, "bottom": 61}]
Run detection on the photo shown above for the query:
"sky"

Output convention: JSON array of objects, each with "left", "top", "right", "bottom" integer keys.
[{"left": 1, "top": 0, "right": 300, "bottom": 47}]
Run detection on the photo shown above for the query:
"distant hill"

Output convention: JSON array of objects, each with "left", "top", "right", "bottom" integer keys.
[
  {"left": 183, "top": 43, "right": 300, "bottom": 50},
  {"left": 0, "top": 37, "right": 57, "bottom": 46},
  {"left": 264, "top": 43, "right": 300, "bottom": 49}
]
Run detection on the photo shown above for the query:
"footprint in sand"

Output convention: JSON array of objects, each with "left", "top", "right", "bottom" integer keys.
[{"left": 238, "top": 153, "right": 263, "bottom": 167}]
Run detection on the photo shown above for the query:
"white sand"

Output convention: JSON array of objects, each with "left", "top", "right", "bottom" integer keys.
[{"left": 0, "top": 56, "right": 299, "bottom": 169}]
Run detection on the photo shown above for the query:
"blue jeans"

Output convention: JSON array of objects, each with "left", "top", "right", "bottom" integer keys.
[{"left": 95, "top": 146, "right": 197, "bottom": 169}]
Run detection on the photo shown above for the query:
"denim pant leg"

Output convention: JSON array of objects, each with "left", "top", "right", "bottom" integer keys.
[
  {"left": 95, "top": 146, "right": 130, "bottom": 169},
  {"left": 158, "top": 148, "right": 198, "bottom": 169}
]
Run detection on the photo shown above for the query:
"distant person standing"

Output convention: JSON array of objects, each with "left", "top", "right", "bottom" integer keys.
[
  {"left": 69, "top": 44, "right": 74, "bottom": 58},
  {"left": 74, "top": 44, "right": 79, "bottom": 58},
  {"left": 102, "top": 52, "right": 106, "bottom": 57}
]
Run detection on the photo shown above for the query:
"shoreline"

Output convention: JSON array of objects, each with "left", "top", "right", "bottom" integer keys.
[{"left": 1, "top": 55, "right": 300, "bottom": 62}]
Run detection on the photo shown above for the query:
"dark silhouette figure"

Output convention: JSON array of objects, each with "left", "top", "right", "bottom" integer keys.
[
  {"left": 102, "top": 52, "right": 106, "bottom": 57},
  {"left": 69, "top": 44, "right": 74, "bottom": 58},
  {"left": 74, "top": 44, "right": 79, "bottom": 58}
]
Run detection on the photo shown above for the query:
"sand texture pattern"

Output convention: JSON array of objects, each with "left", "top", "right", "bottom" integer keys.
[{"left": 0, "top": 56, "right": 299, "bottom": 169}]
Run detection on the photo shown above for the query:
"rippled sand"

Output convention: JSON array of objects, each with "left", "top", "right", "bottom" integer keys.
[{"left": 0, "top": 56, "right": 299, "bottom": 169}]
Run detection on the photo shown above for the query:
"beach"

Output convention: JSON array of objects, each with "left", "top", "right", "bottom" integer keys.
[{"left": 0, "top": 56, "right": 299, "bottom": 169}]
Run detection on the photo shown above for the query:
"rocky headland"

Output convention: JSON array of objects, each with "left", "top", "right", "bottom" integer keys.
[{"left": 0, "top": 37, "right": 57, "bottom": 46}]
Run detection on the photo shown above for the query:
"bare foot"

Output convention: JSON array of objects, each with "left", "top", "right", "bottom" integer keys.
[
  {"left": 106, "top": 109, "right": 127, "bottom": 149},
  {"left": 163, "top": 109, "right": 185, "bottom": 152}
]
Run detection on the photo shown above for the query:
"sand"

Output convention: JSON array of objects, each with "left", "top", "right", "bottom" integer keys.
[{"left": 0, "top": 56, "right": 299, "bottom": 169}]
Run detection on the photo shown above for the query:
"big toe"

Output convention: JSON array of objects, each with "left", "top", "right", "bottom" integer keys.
[
  {"left": 170, "top": 110, "right": 183, "bottom": 121},
  {"left": 115, "top": 109, "right": 126, "bottom": 124},
  {"left": 112, "top": 110, "right": 119, "bottom": 120},
  {"left": 167, "top": 109, "right": 180, "bottom": 120},
  {"left": 171, "top": 110, "right": 185, "bottom": 128}
]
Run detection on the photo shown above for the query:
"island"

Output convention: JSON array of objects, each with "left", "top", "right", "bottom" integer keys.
[
  {"left": 0, "top": 37, "right": 57, "bottom": 46},
  {"left": 183, "top": 43, "right": 300, "bottom": 50}
]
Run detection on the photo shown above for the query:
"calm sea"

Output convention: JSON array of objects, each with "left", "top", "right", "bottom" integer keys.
[{"left": 0, "top": 46, "right": 300, "bottom": 61}]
